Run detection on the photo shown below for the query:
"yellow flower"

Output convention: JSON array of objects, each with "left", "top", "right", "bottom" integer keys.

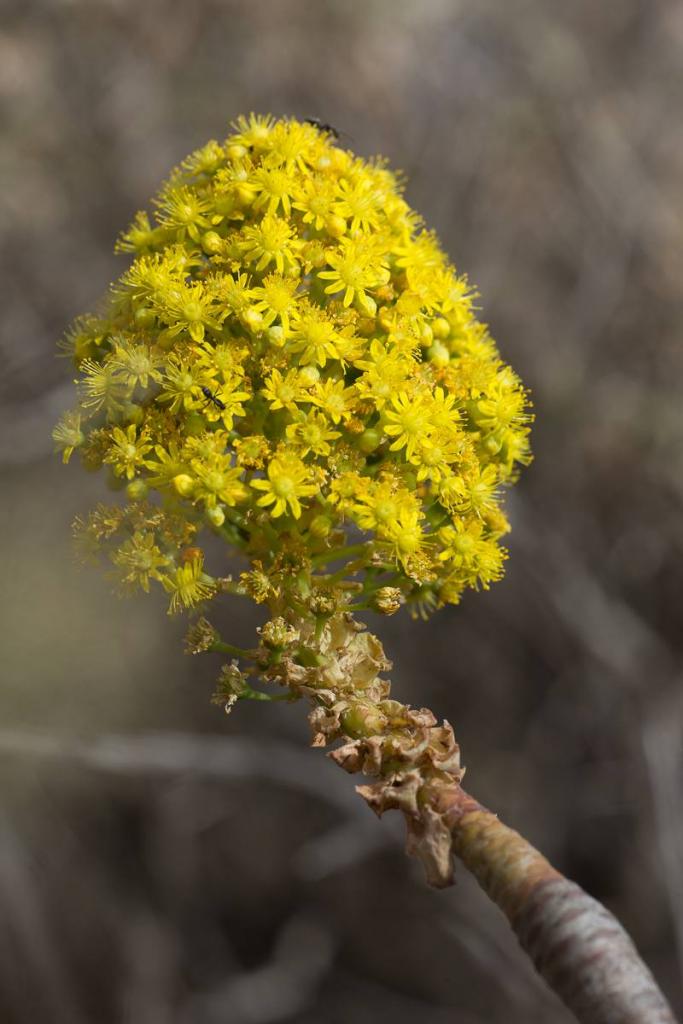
[
  {"left": 293, "top": 176, "right": 338, "bottom": 230},
  {"left": 251, "top": 162, "right": 301, "bottom": 217},
  {"left": 183, "top": 430, "right": 231, "bottom": 462},
  {"left": 161, "top": 555, "right": 215, "bottom": 613},
  {"left": 431, "top": 268, "right": 477, "bottom": 314},
  {"left": 353, "top": 340, "right": 413, "bottom": 409},
  {"left": 439, "top": 464, "right": 500, "bottom": 516},
  {"left": 195, "top": 341, "right": 248, "bottom": 381},
  {"left": 289, "top": 302, "right": 356, "bottom": 367},
  {"left": 191, "top": 461, "right": 248, "bottom": 510},
  {"left": 251, "top": 274, "right": 300, "bottom": 334},
  {"left": 408, "top": 436, "right": 465, "bottom": 484},
  {"left": 437, "top": 518, "right": 507, "bottom": 590},
  {"left": 329, "top": 470, "right": 367, "bottom": 508},
  {"left": 318, "top": 237, "right": 390, "bottom": 313},
  {"left": 429, "top": 387, "right": 461, "bottom": 431},
  {"left": 378, "top": 507, "right": 427, "bottom": 565},
  {"left": 52, "top": 410, "right": 84, "bottom": 463},
  {"left": 266, "top": 119, "right": 320, "bottom": 171},
  {"left": 109, "top": 339, "right": 164, "bottom": 390},
  {"left": 57, "top": 315, "right": 106, "bottom": 363},
  {"left": 230, "top": 113, "right": 277, "bottom": 152},
  {"left": 110, "top": 531, "right": 168, "bottom": 592},
  {"left": 214, "top": 157, "right": 257, "bottom": 210},
  {"left": 285, "top": 411, "right": 340, "bottom": 457},
  {"left": 77, "top": 358, "right": 127, "bottom": 413},
  {"left": 116, "top": 210, "right": 161, "bottom": 254},
  {"left": 180, "top": 139, "right": 226, "bottom": 178},
  {"left": 352, "top": 481, "right": 418, "bottom": 533},
  {"left": 251, "top": 455, "right": 318, "bottom": 518},
  {"left": 309, "top": 378, "right": 356, "bottom": 424},
  {"left": 146, "top": 442, "right": 190, "bottom": 488},
  {"left": 393, "top": 230, "right": 445, "bottom": 272},
  {"left": 154, "top": 185, "right": 212, "bottom": 242},
  {"left": 471, "top": 375, "right": 530, "bottom": 433},
  {"left": 234, "top": 434, "right": 271, "bottom": 470},
  {"left": 158, "top": 356, "right": 205, "bottom": 414},
  {"left": 103, "top": 424, "right": 154, "bottom": 480},
  {"left": 262, "top": 368, "right": 305, "bottom": 412},
  {"left": 333, "top": 176, "right": 383, "bottom": 233},
  {"left": 211, "top": 273, "right": 255, "bottom": 318},
  {"left": 239, "top": 214, "right": 299, "bottom": 274},
  {"left": 383, "top": 391, "right": 432, "bottom": 459},
  {"left": 154, "top": 281, "right": 223, "bottom": 343},
  {"left": 57, "top": 115, "right": 531, "bottom": 615},
  {"left": 200, "top": 380, "right": 252, "bottom": 430}
]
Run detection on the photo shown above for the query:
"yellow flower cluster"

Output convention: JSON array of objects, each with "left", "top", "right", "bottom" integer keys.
[{"left": 56, "top": 114, "right": 531, "bottom": 614}]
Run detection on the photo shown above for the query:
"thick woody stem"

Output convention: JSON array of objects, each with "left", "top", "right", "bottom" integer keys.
[
  {"left": 443, "top": 790, "right": 678, "bottom": 1024},
  {"left": 264, "top": 609, "right": 677, "bottom": 1024}
]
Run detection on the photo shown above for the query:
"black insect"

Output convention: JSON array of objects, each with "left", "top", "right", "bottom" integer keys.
[
  {"left": 201, "top": 385, "right": 226, "bottom": 411},
  {"left": 304, "top": 117, "right": 340, "bottom": 140}
]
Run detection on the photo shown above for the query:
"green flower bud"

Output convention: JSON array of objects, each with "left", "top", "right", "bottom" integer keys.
[
  {"left": 173, "top": 473, "right": 195, "bottom": 497},
  {"left": 206, "top": 505, "right": 226, "bottom": 527},
  {"left": 267, "top": 325, "right": 285, "bottom": 347},
  {"left": 122, "top": 402, "right": 144, "bottom": 425},
  {"left": 299, "top": 365, "right": 320, "bottom": 387},
  {"left": 325, "top": 213, "right": 347, "bottom": 238},
  {"left": 358, "top": 428, "right": 382, "bottom": 454},
  {"left": 242, "top": 308, "right": 264, "bottom": 333},
  {"left": 201, "top": 230, "right": 223, "bottom": 255},
  {"left": 134, "top": 306, "right": 156, "bottom": 329},
  {"left": 156, "top": 329, "right": 176, "bottom": 351},
  {"left": 483, "top": 435, "right": 503, "bottom": 455},
  {"left": 427, "top": 341, "right": 450, "bottom": 368},
  {"left": 226, "top": 143, "right": 248, "bottom": 161},
  {"left": 310, "top": 514, "right": 332, "bottom": 538},
  {"left": 420, "top": 322, "right": 434, "bottom": 346},
  {"left": 432, "top": 317, "right": 450, "bottom": 339},
  {"left": 126, "top": 479, "right": 149, "bottom": 502},
  {"left": 183, "top": 411, "right": 207, "bottom": 436},
  {"left": 356, "top": 291, "right": 377, "bottom": 317}
]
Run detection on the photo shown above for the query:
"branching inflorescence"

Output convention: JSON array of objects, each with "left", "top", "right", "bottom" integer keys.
[
  {"left": 55, "top": 116, "right": 681, "bottom": 1024},
  {"left": 55, "top": 114, "right": 531, "bottom": 885}
]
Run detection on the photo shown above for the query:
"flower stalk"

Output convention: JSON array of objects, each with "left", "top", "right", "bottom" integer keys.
[
  {"left": 54, "top": 115, "right": 676, "bottom": 1023},
  {"left": 448, "top": 798, "right": 677, "bottom": 1024},
  {"left": 203, "top": 600, "right": 676, "bottom": 1024}
]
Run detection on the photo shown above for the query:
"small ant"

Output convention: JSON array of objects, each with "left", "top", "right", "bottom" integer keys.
[
  {"left": 200, "top": 385, "right": 226, "bottom": 411},
  {"left": 304, "top": 117, "right": 341, "bottom": 140}
]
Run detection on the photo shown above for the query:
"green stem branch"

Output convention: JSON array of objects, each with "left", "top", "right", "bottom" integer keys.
[
  {"left": 311, "top": 542, "right": 369, "bottom": 568},
  {"left": 209, "top": 640, "right": 254, "bottom": 659}
]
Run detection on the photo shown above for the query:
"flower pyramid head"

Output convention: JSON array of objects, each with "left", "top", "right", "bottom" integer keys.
[
  {"left": 56, "top": 114, "right": 531, "bottom": 614},
  {"left": 52, "top": 121, "right": 681, "bottom": 1024}
]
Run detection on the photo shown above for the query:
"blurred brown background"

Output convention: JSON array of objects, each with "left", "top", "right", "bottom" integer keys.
[{"left": 1, "top": 1, "right": 682, "bottom": 1021}]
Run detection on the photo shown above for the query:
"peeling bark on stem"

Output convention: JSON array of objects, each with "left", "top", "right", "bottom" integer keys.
[
  {"left": 230, "top": 607, "right": 678, "bottom": 1024},
  {"left": 277, "top": 612, "right": 678, "bottom": 1024}
]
